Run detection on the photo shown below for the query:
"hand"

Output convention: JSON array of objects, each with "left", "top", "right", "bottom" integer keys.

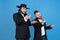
[
  {"left": 50, "top": 24, "right": 54, "bottom": 28},
  {"left": 24, "top": 15, "right": 30, "bottom": 20},
  {"left": 31, "top": 21, "right": 38, "bottom": 24}
]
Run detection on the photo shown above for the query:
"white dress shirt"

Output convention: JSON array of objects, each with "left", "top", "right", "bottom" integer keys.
[
  {"left": 38, "top": 19, "right": 45, "bottom": 36},
  {"left": 21, "top": 14, "right": 27, "bottom": 22}
]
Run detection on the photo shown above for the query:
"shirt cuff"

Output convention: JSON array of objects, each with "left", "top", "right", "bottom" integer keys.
[{"left": 24, "top": 17, "right": 27, "bottom": 22}]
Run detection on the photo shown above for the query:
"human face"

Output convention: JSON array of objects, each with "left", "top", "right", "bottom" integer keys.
[
  {"left": 21, "top": 7, "right": 26, "bottom": 14},
  {"left": 35, "top": 12, "right": 42, "bottom": 19}
]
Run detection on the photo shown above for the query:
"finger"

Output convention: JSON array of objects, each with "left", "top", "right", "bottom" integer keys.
[{"left": 52, "top": 24, "right": 54, "bottom": 26}]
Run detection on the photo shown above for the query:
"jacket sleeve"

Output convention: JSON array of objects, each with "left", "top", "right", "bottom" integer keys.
[
  {"left": 44, "top": 23, "right": 52, "bottom": 30},
  {"left": 13, "top": 14, "right": 25, "bottom": 24},
  {"left": 46, "top": 26, "right": 52, "bottom": 30},
  {"left": 27, "top": 19, "right": 31, "bottom": 26}
]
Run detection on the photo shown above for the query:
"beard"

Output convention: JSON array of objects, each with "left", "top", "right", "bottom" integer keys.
[
  {"left": 19, "top": 9, "right": 26, "bottom": 14},
  {"left": 37, "top": 16, "right": 42, "bottom": 19}
]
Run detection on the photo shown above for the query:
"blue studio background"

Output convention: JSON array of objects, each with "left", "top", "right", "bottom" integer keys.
[{"left": 0, "top": 0, "right": 60, "bottom": 40}]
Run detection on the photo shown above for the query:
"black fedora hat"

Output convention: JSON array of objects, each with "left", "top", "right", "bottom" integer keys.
[{"left": 17, "top": 4, "right": 30, "bottom": 9}]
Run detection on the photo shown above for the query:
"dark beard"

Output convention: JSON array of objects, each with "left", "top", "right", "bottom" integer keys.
[
  {"left": 37, "top": 16, "right": 42, "bottom": 19},
  {"left": 19, "top": 10, "right": 27, "bottom": 14},
  {"left": 18, "top": 9, "right": 26, "bottom": 14}
]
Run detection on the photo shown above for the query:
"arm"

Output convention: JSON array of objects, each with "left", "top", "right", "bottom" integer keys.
[
  {"left": 31, "top": 20, "right": 43, "bottom": 27},
  {"left": 44, "top": 23, "right": 52, "bottom": 30},
  {"left": 13, "top": 14, "right": 25, "bottom": 24},
  {"left": 27, "top": 19, "right": 31, "bottom": 26},
  {"left": 46, "top": 24, "right": 54, "bottom": 30},
  {"left": 46, "top": 25, "right": 52, "bottom": 30}
]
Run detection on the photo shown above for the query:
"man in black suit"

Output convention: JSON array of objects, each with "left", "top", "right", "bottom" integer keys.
[
  {"left": 31, "top": 10, "right": 54, "bottom": 40},
  {"left": 13, "top": 4, "right": 31, "bottom": 40}
]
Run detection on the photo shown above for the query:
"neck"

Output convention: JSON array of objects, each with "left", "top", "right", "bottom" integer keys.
[{"left": 36, "top": 17, "right": 42, "bottom": 19}]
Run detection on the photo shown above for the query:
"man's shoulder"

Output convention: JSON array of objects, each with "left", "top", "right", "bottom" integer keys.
[
  {"left": 13, "top": 13, "right": 18, "bottom": 16},
  {"left": 13, "top": 12, "right": 22, "bottom": 18},
  {"left": 13, "top": 12, "right": 21, "bottom": 17}
]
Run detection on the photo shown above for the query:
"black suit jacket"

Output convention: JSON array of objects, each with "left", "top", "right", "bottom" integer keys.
[
  {"left": 32, "top": 18, "right": 52, "bottom": 40},
  {"left": 13, "top": 12, "right": 31, "bottom": 39}
]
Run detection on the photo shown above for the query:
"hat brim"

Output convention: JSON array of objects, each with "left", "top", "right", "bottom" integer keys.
[{"left": 17, "top": 6, "right": 30, "bottom": 9}]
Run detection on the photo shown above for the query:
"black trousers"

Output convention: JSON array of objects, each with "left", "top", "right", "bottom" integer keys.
[
  {"left": 16, "top": 38, "right": 29, "bottom": 40},
  {"left": 34, "top": 36, "right": 47, "bottom": 40},
  {"left": 41, "top": 36, "right": 47, "bottom": 40}
]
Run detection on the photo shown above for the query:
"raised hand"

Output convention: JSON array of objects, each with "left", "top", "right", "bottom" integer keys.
[
  {"left": 31, "top": 21, "right": 38, "bottom": 24},
  {"left": 24, "top": 15, "right": 30, "bottom": 20},
  {"left": 50, "top": 24, "right": 54, "bottom": 28}
]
